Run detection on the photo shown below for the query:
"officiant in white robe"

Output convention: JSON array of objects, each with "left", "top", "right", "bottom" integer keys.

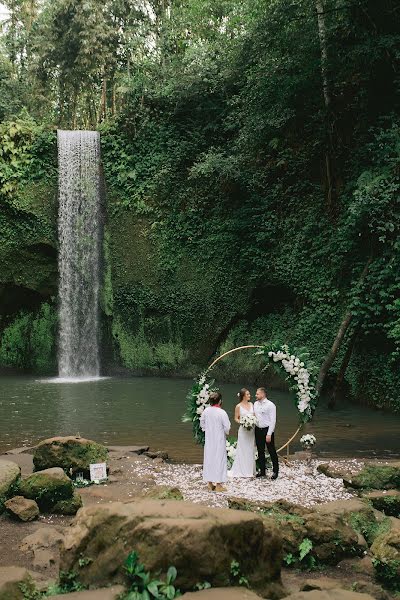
[{"left": 200, "top": 391, "right": 231, "bottom": 491}]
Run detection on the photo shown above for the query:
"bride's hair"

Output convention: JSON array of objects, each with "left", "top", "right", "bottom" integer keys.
[{"left": 237, "top": 388, "right": 249, "bottom": 401}]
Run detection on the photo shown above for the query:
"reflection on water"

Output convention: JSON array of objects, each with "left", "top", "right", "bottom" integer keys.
[{"left": 0, "top": 376, "right": 399, "bottom": 462}]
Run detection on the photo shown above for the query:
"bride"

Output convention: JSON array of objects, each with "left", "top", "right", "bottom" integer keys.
[{"left": 228, "top": 388, "right": 256, "bottom": 478}]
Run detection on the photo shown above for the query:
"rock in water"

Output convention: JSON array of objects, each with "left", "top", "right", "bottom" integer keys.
[
  {"left": 18, "top": 467, "right": 74, "bottom": 511},
  {"left": 0, "top": 460, "right": 21, "bottom": 511},
  {"left": 5, "top": 496, "right": 39, "bottom": 522},
  {"left": 61, "top": 500, "right": 284, "bottom": 599},
  {"left": 33, "top": 436, "right": 108, "bottom": 476}
]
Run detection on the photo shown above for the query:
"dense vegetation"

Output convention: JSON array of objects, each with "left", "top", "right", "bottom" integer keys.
[{"left": 0, "top": 0, "right": 399, "bottom": 409}]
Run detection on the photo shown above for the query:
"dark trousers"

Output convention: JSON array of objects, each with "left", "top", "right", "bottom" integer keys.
[{"left": 255, "top": 426, "right": 279, "bottom": 475}]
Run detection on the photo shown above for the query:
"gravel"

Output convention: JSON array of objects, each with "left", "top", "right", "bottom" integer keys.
[{"left": 129, "top": 458, "right": 360, "bottom": 508}]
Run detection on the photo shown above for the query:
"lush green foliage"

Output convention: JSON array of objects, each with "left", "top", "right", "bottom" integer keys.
[
  {"left": 0, "top": 304, "right": 57, "bottom": 373},
  {"left": 0, "top": 0, "right": 399, "bottom": 409}
]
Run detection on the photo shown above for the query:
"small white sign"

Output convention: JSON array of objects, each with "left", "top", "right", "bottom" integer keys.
[{"left": 89, "top": 462, "right": 107, "bottom": 482}]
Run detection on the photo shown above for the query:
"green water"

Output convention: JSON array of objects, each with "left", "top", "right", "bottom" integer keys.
[{"left": 1, "top": 376, "right": 399, "bottom": 462}]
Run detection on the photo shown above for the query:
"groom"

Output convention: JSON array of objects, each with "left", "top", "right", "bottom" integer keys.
[{"left": 254, "top": 387, "right": 279, "bottom": 480}]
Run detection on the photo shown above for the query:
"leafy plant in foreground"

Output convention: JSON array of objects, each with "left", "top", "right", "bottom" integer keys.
[{"left": 122, "top": 551, "right": 180, "bottom": 600}]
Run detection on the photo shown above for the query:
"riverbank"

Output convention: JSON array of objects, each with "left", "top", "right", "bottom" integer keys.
[{"left": 1, "top": 442, "right": 400, "bottom": 599}]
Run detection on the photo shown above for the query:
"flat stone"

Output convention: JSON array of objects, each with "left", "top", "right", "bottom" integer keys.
[
  {"left": 314, "top": 498, "right": 373, "bottom": 519},
  {"left": 5, "top": 496, "right": 39, "bottom": 521},
  {"left": 181, "top": 588, "right": 264, "bottom": 599},
  {"left": 5, "top": 447, "right": 34, "bottom": 455},
  {"left": 49, "top": 585, "right": 125, "bottom": 599}
]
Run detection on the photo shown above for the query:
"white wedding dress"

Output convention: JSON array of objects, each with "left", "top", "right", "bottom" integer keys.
[{"left": 228, "top": 405, "right": 256, "bottom": 478}]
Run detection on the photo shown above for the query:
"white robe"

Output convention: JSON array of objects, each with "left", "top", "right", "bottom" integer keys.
[{"left": 200, "top": 405, "right": 231, "bottom": 483}]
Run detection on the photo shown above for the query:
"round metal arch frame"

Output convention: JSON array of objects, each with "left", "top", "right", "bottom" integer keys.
[{"left": 206, "top": 345, "right": 302, "bottom": 455}]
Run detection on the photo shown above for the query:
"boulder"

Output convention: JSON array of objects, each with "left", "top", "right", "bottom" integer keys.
[
  {"left": 302, "top": 512, "right": 365, "bottom": 563},
  {"left": 362, "top": 490, "right": 400, "bottom": 517},
  {"left": 44, "top": 586, "right": 125, "bottom": 599},
  {"left": 282, "top": 591, "right": 375, "bottom": 600},
  {"left": 33, "top": 437, "right": 108, "bottom": 476},
  {"left": 51, "top": 491, "right": 83, "bottom": 515},
  {"left": 18, "top": 467, "right": 74, "bottom": 511},
  {"left": 370, "top": 527, "right": 400, "bottom": 583},
  {"left": 228, "top": 497, "right": 365, "bottom": 565},
  {"left": 61, "top": 500, "right": 284, "bottom": 599},
  {"left": 142, "top": 486, "right": 183, "bottom": 500},
  {"left": 4, "top": 496, "right": 39, "bottom": 522},
  {"left": 181, "top": 589, "right": 264, "bottom": 599},
  {"left": 0, "top": 460, "right": 21, "bottom": 511},
  {"left": 0, "top": 566, "right": 33, "bottom": 600},
  {"left": 314, "top": 498, "right": 379, "bottom": 545},
  {"left": 344, "top": 464, "right": 400, "bottom": 490}
]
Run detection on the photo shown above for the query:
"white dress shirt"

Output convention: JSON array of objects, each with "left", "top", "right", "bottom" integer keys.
[{"left": 254, "top": 398, "right": 276, "bottom": 434}]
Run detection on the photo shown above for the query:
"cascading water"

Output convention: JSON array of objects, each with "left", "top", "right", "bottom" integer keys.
[{"left": 57, "top": 130, "right": 102, "bottom": 379}]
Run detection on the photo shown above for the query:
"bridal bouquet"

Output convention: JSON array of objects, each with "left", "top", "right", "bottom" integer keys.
[
  {"left": 300, "top": 433, "right": 316, "bottom": 449},
  {"left": 240, "top": 414, "right": 258, "bottom": 431}
]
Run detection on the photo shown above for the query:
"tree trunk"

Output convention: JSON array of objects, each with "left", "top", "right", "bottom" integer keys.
[
  {"left": 327, "top": 329, "right": 358, "bottom": 409},
  {"left": 316, "top": 260, "right": 371, "bottom": 395},
  {"left": 315, "top": 0, "right": 336, "bottom": 213}
]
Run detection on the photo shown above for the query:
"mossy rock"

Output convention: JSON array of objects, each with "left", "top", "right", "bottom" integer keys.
[
  {"left": 344, "top": 464, "right": 400, "bottom": 491},
  {"left": 143, "top": 486, "right": 183, "bottom": 501},
  {"left": 228, "top": 496, "right": 364, "bottom": 564},
  {"left": 51, "top": 490, "right": 83, "bottom": 515},
  {"left": 33, "top": 436, "right": 108, "bottom": 476},
  {"left": 370, "top": 527, "right": 400, "bottom": 590},
  {"left": 362, "top": 490, "right": 400, "bottom": 517},
  {"left": 18, "top": 467, "right": 74, "bottom": 511},
  {"left": 0, "top": 460, "right": 21, "bottom": 513}
]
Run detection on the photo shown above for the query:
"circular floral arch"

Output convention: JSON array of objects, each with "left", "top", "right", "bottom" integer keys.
[{"left": 183, "top": 343, "right": 317, "bottom": 454}]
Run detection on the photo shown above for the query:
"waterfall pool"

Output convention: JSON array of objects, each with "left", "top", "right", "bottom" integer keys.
[{"left": 1, "top": 375, "right": 399, "bottom": 462}]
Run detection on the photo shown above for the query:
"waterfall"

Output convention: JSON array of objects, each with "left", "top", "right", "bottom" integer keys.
[{"left": 57, "top": 130, "right": 102, "bottom": 378}]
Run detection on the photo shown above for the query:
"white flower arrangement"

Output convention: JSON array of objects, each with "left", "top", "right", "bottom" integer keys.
[
  {"left": 226, "top": 439, "right": 237, "bottom": 467},
  {"left": 267, "top": 346, "right": 315, "bottom": 420},
  {"left": 240, "top": 414, "right": 258, "bottom": 431},
  {"left": 300, "top": 434, "right": 316, "bottom": 449}
]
